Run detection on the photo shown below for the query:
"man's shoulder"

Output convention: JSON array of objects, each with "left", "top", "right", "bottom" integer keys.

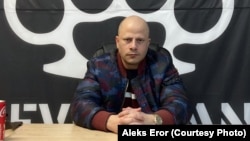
[{"left": 89, "top": 52, "right": 117, "bottom": 68}]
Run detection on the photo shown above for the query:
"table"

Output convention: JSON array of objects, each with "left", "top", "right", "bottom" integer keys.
[{"left": 4, "top": 124, "right": 117, "bottom": 141}]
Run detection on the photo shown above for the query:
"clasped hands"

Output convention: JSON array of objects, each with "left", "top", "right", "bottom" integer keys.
[
  {"left": 118, "top": 107, "right": 154, "bottom": 125},
  {"left": 107, "top": 107, "right": 155, "bottom": 133}
]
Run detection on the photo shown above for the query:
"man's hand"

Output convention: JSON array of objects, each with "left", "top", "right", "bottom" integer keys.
[
  {"left": 106, "top": 107, "right": 156, "bottom": 133},
  {"left": 118, "top": 107, "right": 155, "bottom": 125}
]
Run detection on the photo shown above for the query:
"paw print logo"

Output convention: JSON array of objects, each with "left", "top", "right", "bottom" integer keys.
[{"left": 4, "top": 0, "right": 234, "bottom": 79}]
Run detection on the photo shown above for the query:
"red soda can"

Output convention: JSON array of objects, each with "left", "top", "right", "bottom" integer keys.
[{"left": 0, "top": 100, "right": 6, "bottom": 141}]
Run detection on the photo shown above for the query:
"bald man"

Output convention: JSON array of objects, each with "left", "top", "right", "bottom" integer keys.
[{"left": 71, "top": 15, "right": 192, "bottom": 133}]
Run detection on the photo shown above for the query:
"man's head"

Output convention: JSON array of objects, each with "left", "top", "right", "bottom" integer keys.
[{"left": 116, "top": 15, "right": 151, "bottom": 69}]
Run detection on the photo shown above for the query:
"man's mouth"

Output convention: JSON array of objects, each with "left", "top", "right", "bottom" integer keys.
[{"left": 127, "top": 54, "right": 138, "bottom": 58}]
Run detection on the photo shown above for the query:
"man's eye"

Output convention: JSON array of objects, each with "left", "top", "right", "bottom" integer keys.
[
  {"left": 124, "top": 39, "right": 131, "bottom": 42},
  {"left": 137, "top": 39, "right": 145, "bottom": 43}
]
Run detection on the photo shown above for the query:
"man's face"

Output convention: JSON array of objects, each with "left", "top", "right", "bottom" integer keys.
[{"left": 116, "top": 23, "right": 150, "bottom": 69}]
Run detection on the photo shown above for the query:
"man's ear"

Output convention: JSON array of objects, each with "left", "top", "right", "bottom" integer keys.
[
  {"left": 148, "top": 38, "right": 151, "bottom": 46},
  {"left": 115, "top": 36, "right": 119, "bottom": 49}
]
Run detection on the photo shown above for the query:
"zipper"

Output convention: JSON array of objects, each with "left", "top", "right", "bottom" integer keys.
[{"left": 120, "top": 80, "right": 129, "bottom": 111}]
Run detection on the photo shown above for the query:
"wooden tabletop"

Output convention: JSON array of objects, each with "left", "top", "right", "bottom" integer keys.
[{"left": 4, "top": 124, "right": 117, "bottom": 141}]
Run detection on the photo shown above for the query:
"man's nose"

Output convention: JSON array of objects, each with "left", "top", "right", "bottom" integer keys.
[{"left": 130, "top": 39, "right": 137, "bottom": 49}]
